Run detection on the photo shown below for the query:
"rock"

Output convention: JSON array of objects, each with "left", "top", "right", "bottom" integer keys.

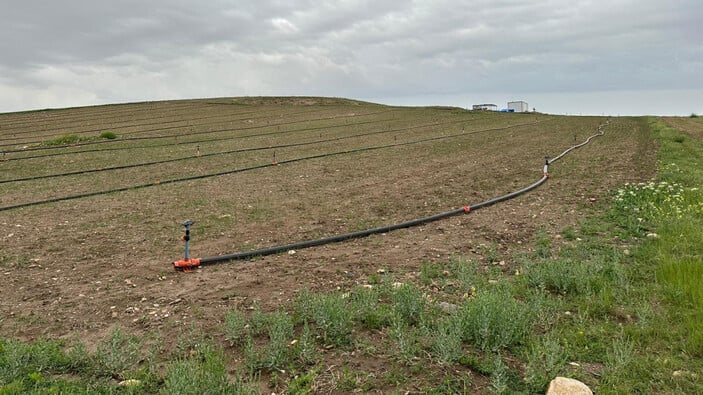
[
  {"left": 546, "top": 377, "right": 592, "bottom": 395},
  {"left": 646, "top": 233, "right": 659, "bottom": 239}
]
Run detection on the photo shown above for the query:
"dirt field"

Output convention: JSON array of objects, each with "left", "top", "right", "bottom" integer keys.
[
  {"left": 661, "top": 116, "right": 703, "bottom": 139},
  {"left": 1, "top": 98, "right": 657, "bottom": 390}
]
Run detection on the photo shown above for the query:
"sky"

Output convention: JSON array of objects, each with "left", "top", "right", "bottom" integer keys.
[{"left": 0, "top": 0, "right": 700, "bottom": 116}]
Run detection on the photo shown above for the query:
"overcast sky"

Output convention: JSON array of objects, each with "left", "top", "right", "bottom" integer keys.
[{"left": 0, "top": 0, "right": 700, "bottom": 115}]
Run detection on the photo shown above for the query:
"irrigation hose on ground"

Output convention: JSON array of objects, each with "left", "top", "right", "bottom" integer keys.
[
  {"left": 173, "top": 122, "right": 608, "bottom": 271},
  {"left": 0, "top": 121, "right": 539, "bottom": 212}
]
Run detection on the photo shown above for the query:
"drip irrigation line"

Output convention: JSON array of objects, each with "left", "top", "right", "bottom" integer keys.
[
  {"left": 0, "top": 118, "right": 457, "bottom": 183},
  {"left": 0, "top": 109, "right": 395, "bottom": 153},
  {"left": 0, "top": 116, "right": 396, "bottom": 162},
  {"left": 0, "top": 114, "right": 405, "bottom": 162},
  {"left": 1, "top": 111, "right": 481, "bottom": 162},
  {"left": 0, "top": 102, "right": 203, "bottom": 135},
  {"left": 0, "top": 109, "right": 260, "bottom": 143},
  {"left": 0, "top": 104, "right": 343, "bottom": 144},
  {"left": 177, "top": 124, "right": 607, "bottom": 269},
  {"left": 0, "top": 119, "right": 538, "bottom": 184},
  {"left": 0, "top": 121, "right": 541, "bottom": 212}
]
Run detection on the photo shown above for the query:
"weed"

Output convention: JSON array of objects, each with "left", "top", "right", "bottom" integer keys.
[
  {"left": 293, "top": 321, "right": 319, "bottom": 366},
  {"left": 561, "top": 226, "right": 577, "bottom": 241},
  {"left": 391, "top": 283, "right": 426, "bottom": 326},
  {"left": 526, "top": 258, "right": 599, "bottom": 295},
  {"left": 287, "top": 367, "right": 318, "bottom": 394},
  {"left": 262, "top": 311, "right": 294, "bottom": 370},
  {"left": 224, "top": 307, "right": 248, "bottom": 346},
  {"left": 523, "top": 334, "right": 567, "bottom": 392},
  {"left": 450, "top": 258, "right": 479, "bottom": 292},
  {"left": 249, "top": 304, "right": 269, "bottom": 336},
  {"left": 99, "top": 131, "right": 117, "bottom": 139},
  {"left": 420, "top": 261, "right": 443, "bottom": 285},
  {"left": 389, "top": 312, "right": 420, "bottom": 364},
  {"left": 162, "top": 343, "right": 258, "bottom": 394},
  {"left": 488, "top": 354, "right": 509, "bottom": 394},
  {"left": 534, "top": 229, "right": 552, "bottom": 258},
  {"left": 349, "top": 286, "right": 389, "bottom": 330},
  {"left": 297, "top": 292, "right": 353, "bottom": 347},
  {"left": 485, "top": 243, "right": 500, "bottom": 263},
  {"left": 42, "top": 134, "right": 85, "bottom": 146},
  {"left": 93, "top": 327, "right": 142, "bottom": 378},
  {"left": 430, "top": 316, "right": 464, "bottom": 364},
  {"left": 458, "top": 288, "right": 533, "bottom": 352}
]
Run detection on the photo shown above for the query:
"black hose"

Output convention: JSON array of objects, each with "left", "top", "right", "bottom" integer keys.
[
  {"left": 0, "top": 121, "right": 539, "bottom": 211},
  {"left": 193, "top": 125, "right": 606, "bottom": 267},
  {"left": 0, "top": 119, "right": 537, "bottom": 184},
  {"left": 1, "top": 116, "right": 400, "bottom": 162},
  {"left": 0, "top": 109, "right": 395, "bottom": 153}
]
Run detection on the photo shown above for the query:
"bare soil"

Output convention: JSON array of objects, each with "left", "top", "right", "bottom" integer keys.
[{"left": 0, "top": 98, "right": 656, "bottom": 391}]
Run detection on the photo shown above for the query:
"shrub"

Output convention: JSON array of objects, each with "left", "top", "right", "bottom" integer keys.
[
  {"left": 93, "top": 327, "right": 142, "bottom": 378},
  {"left": 458, "top": 289, "right": 533, "bottom": 351},
  {"left": 43, "top": 134, "right": 83, "bottom": 146},
  {"left": 391, "top": 283, "right": 426, "bottom": 326},
  {"left": 99, "top": 131, "right": 117, "bottom": 139}
]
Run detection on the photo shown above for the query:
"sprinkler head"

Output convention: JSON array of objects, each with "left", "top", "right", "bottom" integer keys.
[{"left": 182, "top": 220, "right": 194, "bottom": 227}]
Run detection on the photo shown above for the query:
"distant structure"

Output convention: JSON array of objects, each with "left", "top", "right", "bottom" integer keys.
[
  {"left": 507, "top": 101, "right": 529, "bottom": 112},
  {"left": 472, "top": 103, "right": 497, "bottom": 111}
]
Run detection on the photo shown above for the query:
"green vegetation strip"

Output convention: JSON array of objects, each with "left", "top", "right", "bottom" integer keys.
[{"left": 3, "top": 118, "right": 701, "bottom": 393}]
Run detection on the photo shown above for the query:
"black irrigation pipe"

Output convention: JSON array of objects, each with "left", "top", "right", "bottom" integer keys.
[
  {"left": 0, "top": 115, "right": 403, "bottom": 162},
  {"left": 0, "top": 109, "right": 396, "bottom": 153},
  {"left": 3, "top": 107, "right": 485, "bottom": 162},
  {"left": 0, "top": 104, "right": 350, "bottom": 143},
  {"left": 0, "top": 119, "right": 539, "bottom": 184},
  {"left": 0, "top": 109, "right": 261, "bottom": 143},
  {"left": 0, "top": 120, "right": 543, "bottom": 212},
  {"left": 176, "top": 122, "right": 608, "bottom": 269},
  {"left": 0, "top": 106, "right": 333, "bottom": 147},
  {"left": 0, "top": 100, "right": 205, "bottom": 129}
]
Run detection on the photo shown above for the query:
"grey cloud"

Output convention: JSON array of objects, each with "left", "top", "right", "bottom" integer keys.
[{"left": 0, "top": 0, "right": 700, "bottom": 114}]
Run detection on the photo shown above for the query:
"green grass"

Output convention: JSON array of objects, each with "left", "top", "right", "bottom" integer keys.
[{"left": 41, "top": 134, "right": 86, "bottom": 146}]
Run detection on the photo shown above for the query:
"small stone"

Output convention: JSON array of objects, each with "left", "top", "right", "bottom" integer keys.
[
  {"left": 111, "top": 312, "right": 118, "bottom": 318},
  {"left": 623, "top": 249, "right": 630, "bottom": 256},
  {"left": 376, "top": 269, "right": 386, "bottom": 274},
  {"left": 392, "top": 282, "right": 404, "bottom": 288},
  {"left": 646, "top": 233, "right": 659, "bottom": 239},
  {"left": 546, "top": 377, "right": 593, "bottom": 395},
  {"left": 288, "top": 250, "right": 296, "bottom": 255}
]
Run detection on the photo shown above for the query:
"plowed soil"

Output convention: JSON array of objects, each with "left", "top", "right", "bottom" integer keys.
[{"left": 1, "top": 98, "right": 657, "bottom": 390}]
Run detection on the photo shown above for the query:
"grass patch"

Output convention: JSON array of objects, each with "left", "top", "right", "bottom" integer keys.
[
  {"left": 99, "top": 131, "right": 118, "bottom": 139},
  {"left": 41, "top": 134, "right": 85, "bottom": 146}
]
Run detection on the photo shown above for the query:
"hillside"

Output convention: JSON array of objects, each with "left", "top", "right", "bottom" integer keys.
[{"left": 0, "top": 97, "right": 674, "bottom": 393}]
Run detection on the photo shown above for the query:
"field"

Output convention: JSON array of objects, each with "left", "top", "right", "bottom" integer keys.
[{"left": 2, "top": 97, "right": 699, "bottom": 393}]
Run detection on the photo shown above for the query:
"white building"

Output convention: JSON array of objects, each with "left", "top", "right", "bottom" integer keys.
[
  {"left": 507, "top": 101, "right": 529, "bottom": 112},
  {"left": 472, "top": 103, "right": 498, "bottom": 111}
]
